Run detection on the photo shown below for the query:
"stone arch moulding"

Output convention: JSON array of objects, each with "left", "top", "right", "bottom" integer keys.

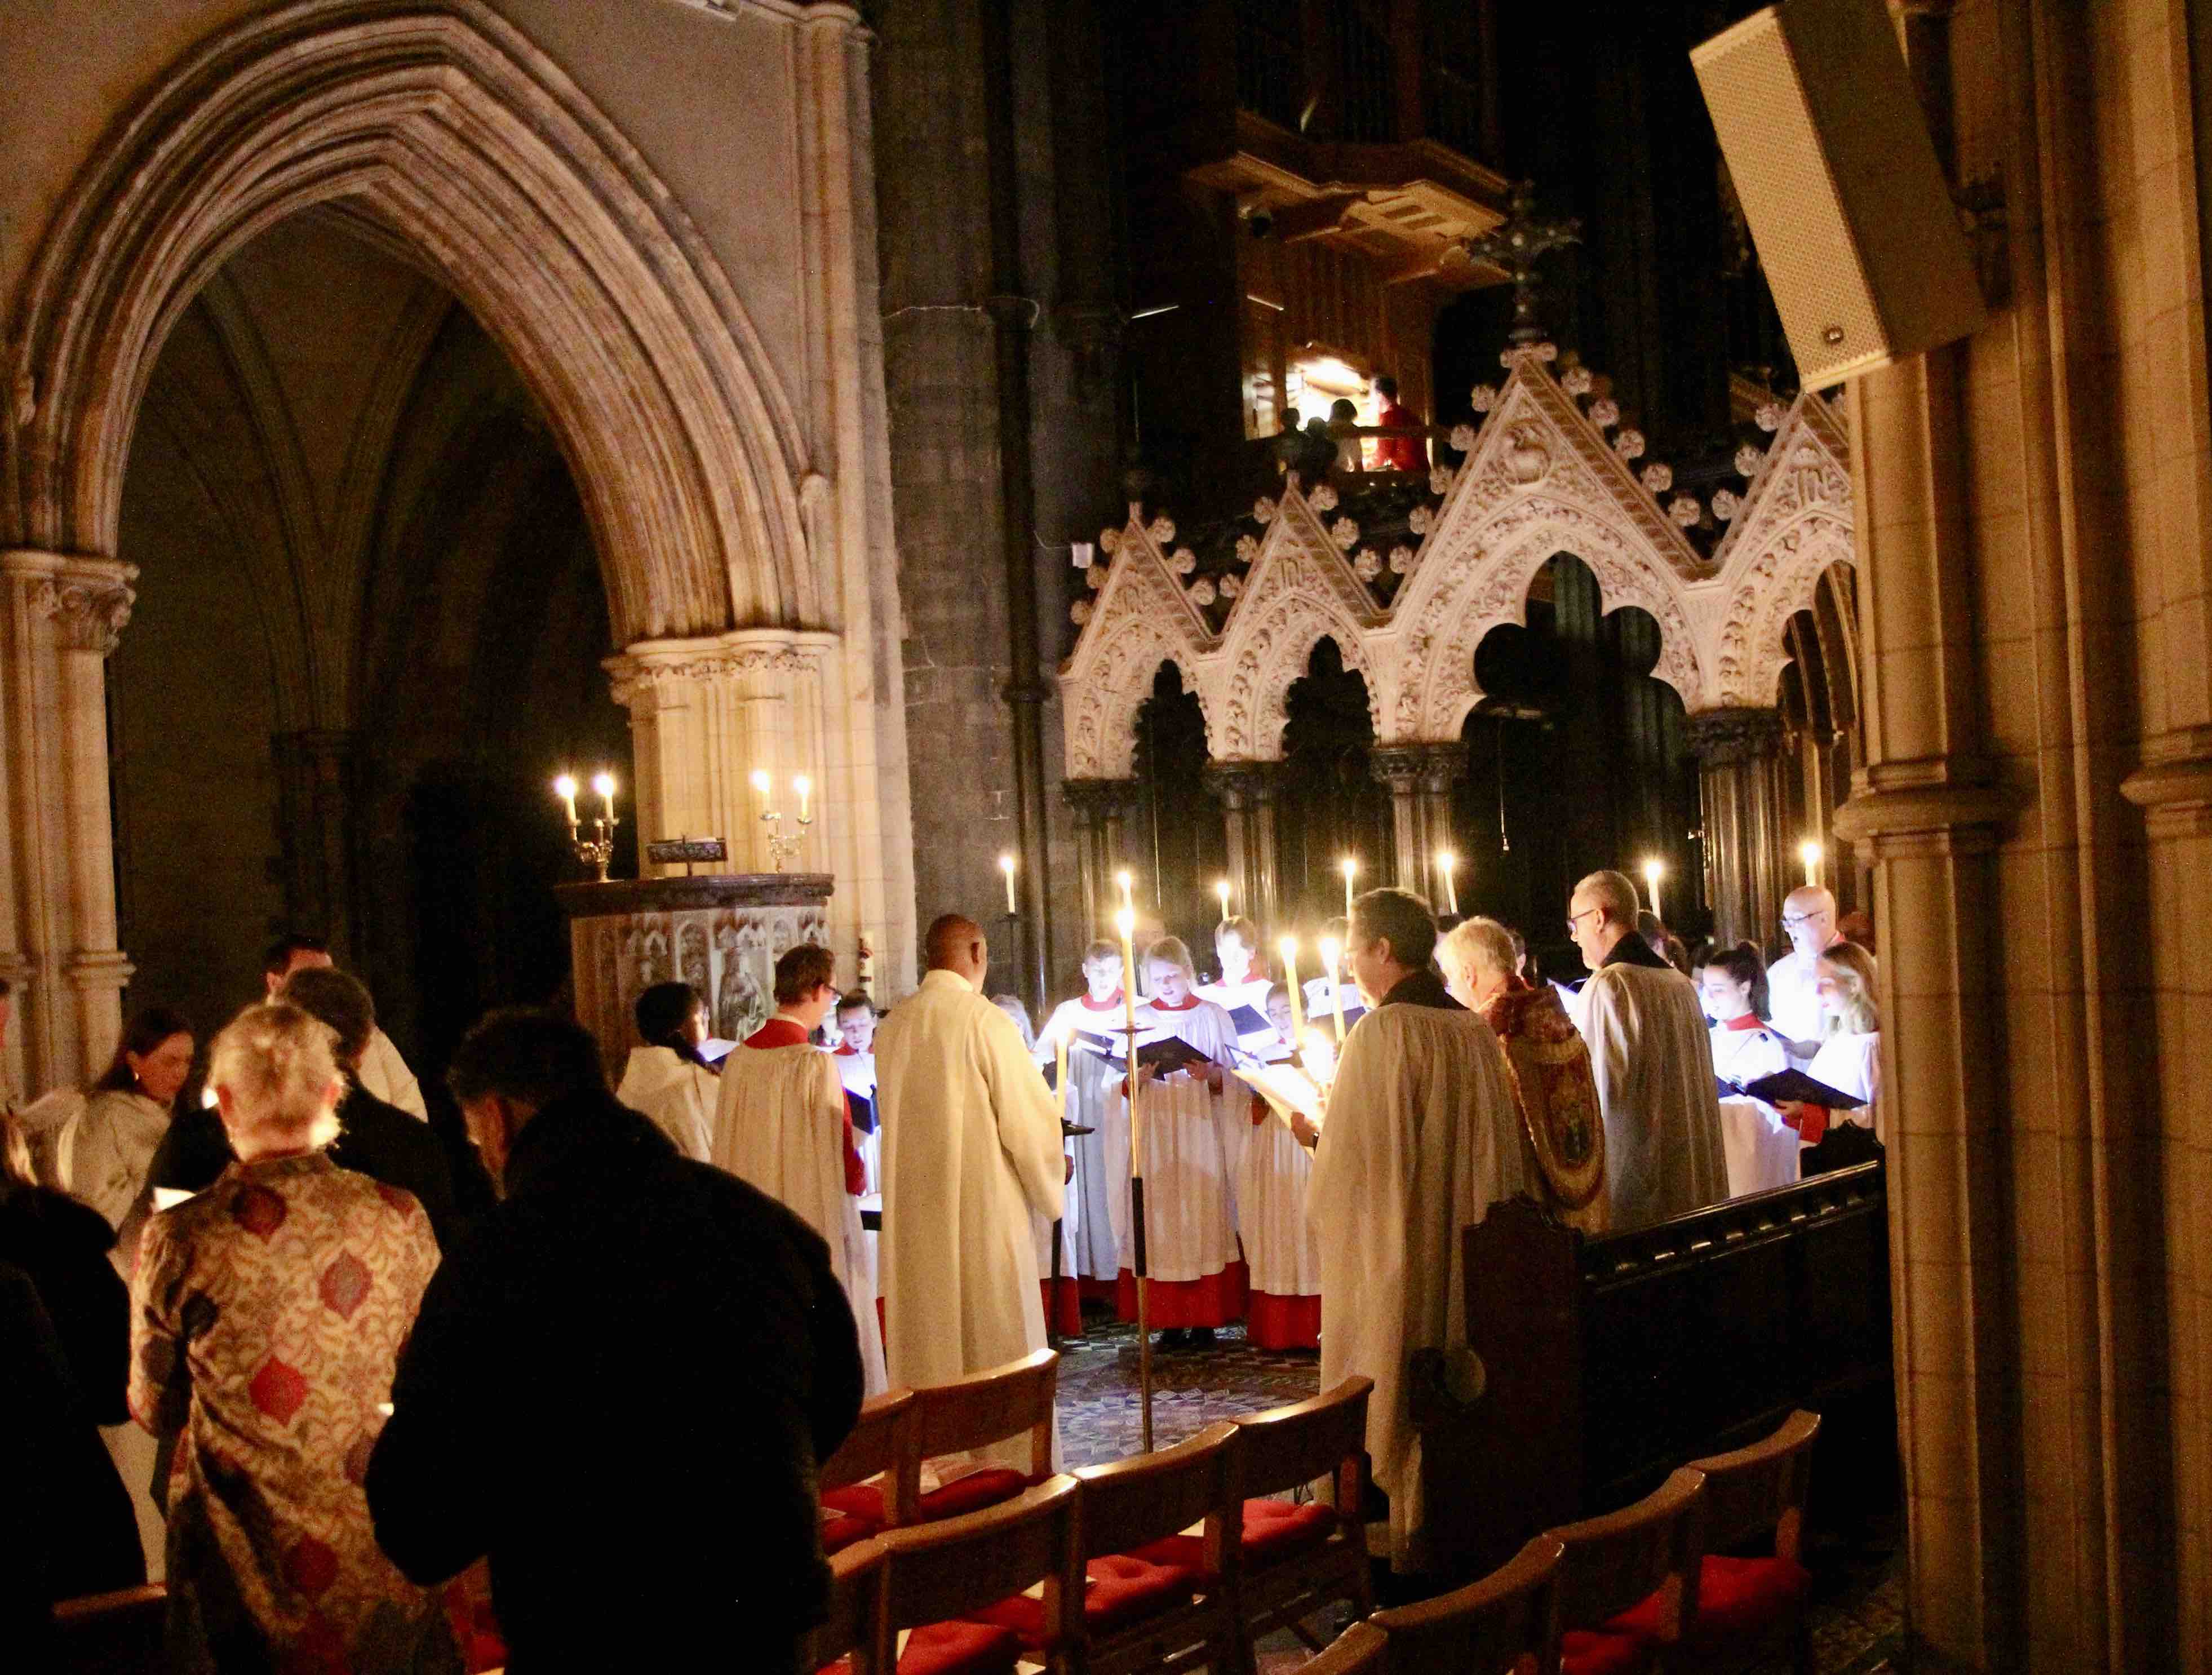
[
  {"left": 1221, "top": 593, "right": 1383, "bottom": 761},
  {"left": 2, "top": 0, "right": 815, "bottom": 644},
  {"left": 1066, "top": 624, "right": 1211, "bottom": 781}
]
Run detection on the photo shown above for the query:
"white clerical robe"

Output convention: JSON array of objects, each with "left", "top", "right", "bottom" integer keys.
[
  {"left": 1710, "top": 1021, "right": 1790, "bottom": 1089},
  {"left": 357, "top": 1026, "right": 425, "bottom": 1118},
  {"left": 1806, "top": 1029, "right": 1883, "bottom": 1143},
  {"left": 1037, "top": 998, "right": 1123, "bottom": 1281},
  {"left": 715, "top": 1043, "right": 888, "bottom": 1395},
  {"left": 1580, "top": 961, "right": 1730, "bottom": 1230},
  {"left": 877, "top": 969, "right": 1066, "bottom": 1468},
  {"left": 1199, "top": 976, "right": 1276, "bottom": 1047},
  {"left": 1100, "top": 998, "right": 1240, "bottom": 1285},
  {"left": 1307, "top": 990, "right": 1526, "bottom": 1571},
  {"left": 1239, "top": 1107, "right": 1322, "bottom": 1297},
  {"left": 835, "top": 1048, "right": 880, "bottom": 1193},
  {"left": 1764, "top": 948, "right": 1830, "bottom": 1061}
]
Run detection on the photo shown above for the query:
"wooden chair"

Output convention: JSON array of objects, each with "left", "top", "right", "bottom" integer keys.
[
  {"left": 823, "top": 1350, "right": 1056, "bottom": 1531},
  {"left": 820, "top": 1389, "right": 918, "bottom": 1553},
  {"left": 802, "top": 1540, "right": 886, "bottom": 1675},
  {"left": 50, "top": 1584, "right": 167, "bottom": 1675},
  {"left": 1206, "top": 1376, "right": 1377, "bottom": 1661},
  {"left": 870, "top": 1477, "right": 1080, "bottom": 1675},
  {"left": 1545, "top": 1468, "right": 1706, "bottom": 1675},
  {"left": 1298, "top": 1620, "right": 1390, "bottom": 1674},
  {"left": 964, "top": 1419, "right": 1241, "bottom": 1675},
  {"left": 1366, "top": 1533, "right": 1566, "bottom": 1675},
  {"left": 1652, "top": 1410, "right": 1821, "bottom": 1674}
]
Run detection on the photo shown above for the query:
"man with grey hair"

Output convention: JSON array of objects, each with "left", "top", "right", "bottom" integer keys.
[{"left": 1567, "top": 869, "right": 1726, "bottom": 1229}]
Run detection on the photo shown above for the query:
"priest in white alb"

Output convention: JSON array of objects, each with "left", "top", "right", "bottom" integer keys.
[
  {"left": 876, "top": 915, "right": 1067, "bottom": 1469},
  {"left": 1568, "top": 869, "right": 1729, "bottom": 1229},
  {"left": 1305, "top": 888, "right": 1526, "bottom": 1577},
  {"left": 713, "top": 943, "right": 887, "bottom": 1395}
]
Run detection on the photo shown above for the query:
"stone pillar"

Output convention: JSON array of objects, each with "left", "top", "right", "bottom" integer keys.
[
  {"left": 1368, "top": 743, "right": 1469, "bottom": 906},
  {"left": 1686, "top": 708, "right": 1790, "bottom": 950},
  {"left": 1203, "top": 761, "right": 1282, "bottom": 930},
  {"left": 0, "top": 551, "right": 138, "bottom": 1093},
  {"left": 1061, "top": 778, "right": 1133, "bottom": 943}
]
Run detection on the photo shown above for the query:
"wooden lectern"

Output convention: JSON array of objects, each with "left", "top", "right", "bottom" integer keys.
[{"left": 556, "top": 873, "right": 834, "bottom": 1083}]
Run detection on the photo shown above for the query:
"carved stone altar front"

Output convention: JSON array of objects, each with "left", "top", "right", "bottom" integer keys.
[{"left": 556, "top": 874, "right": 833, "bottom": 1083}]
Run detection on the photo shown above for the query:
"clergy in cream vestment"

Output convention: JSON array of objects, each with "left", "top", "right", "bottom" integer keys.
[
  {"left": 876, "top": 918, "right": 1065, "bottom": 1468},
  {"left": 1309, "top": 889, "right": 1527, "bottom": 1574},
  {"left": 1570, "top": 871, "right": 1728, "bottom": 1230}
]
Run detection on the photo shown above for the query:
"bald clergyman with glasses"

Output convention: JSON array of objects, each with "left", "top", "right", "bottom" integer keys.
[{"left": 1767, "top": 886, "right": 1845, "bottom": 1066}]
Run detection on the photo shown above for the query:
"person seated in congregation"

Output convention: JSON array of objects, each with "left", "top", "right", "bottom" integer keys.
[
  {"left": 369, "top": 1008, "right": 864, "bottom": 1674},
  {"left": 1785, "top": 940, "right": 1885, "bottom": 1173},
  {"left": 1104, "top": 937, "right": 1244, "bottom": 1349},
  {"left": 1034, "top": 940, "right": 1129, "bottom": 1294},
  {"left": 133, "top": 1001, "right": 451, "bottom": 1674},
  {"left": 832, "top": 990, "right": 880, "bottom": 1190},
  {"left": 1237, "top": 981, "right": 1324, "bottom": 1349},
  {"left": 1701, "top": 942, "right": 1791, "bottom": 1090},
  {"left": 1438, "top": 916, "right": 1610, "bottom": 1235},
  {"left": 615, "top": 979, "right": 717, "bottom": 1162},
  {"left": 0, "top": 1104, "right": 144, "bottom": 1617},
  {"left": 261, "top": 934, "right": 427, "bottom": 1118}
]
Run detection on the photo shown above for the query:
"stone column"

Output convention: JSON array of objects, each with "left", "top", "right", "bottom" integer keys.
[
  {"left": 274, "top": 730, "right": 357, "bottom": 961},
  {"left": 1369, "top": 746, "right": 1425, "bottom": 892},
  {"left": 1368, "top": 743, "right": 1470, "bottom": 906},
  {"left": 1686, "top": 707, "right": 1790, "bottom": 950},
  {"left": 1203, "top": 761, "right": 1282, "bottom": 930},
  {"left": 0, "top": 551, "right": 138, "bottom": 1092},
  {"left": 1061, "top": 778, "right": 1133, "bottom": 943}
]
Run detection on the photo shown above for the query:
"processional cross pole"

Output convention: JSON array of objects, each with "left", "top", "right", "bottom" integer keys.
[{"left": 1463, "top": 180, "right": 1583, "bottom": 347}]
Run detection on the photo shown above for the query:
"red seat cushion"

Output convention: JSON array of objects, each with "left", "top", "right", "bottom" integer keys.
[
  {"left": 820, "top": 1468, "right": 1030, "bottom": 1528},
  {"left": 817, "top": 1619, "right": 1021, "bottom": 1675},
  {"left": 1129, "top": 1496, "right": 1338, "bottom": 1576},
  {"left": 966, "top": 1552, "right": 1203, "bottom": 1648},
  {"left": 1605, "top": 1554, "right": 1811, "bottom": 1649},
  {"left": 819, "top": 1508, "right": 878, "bottom": 1554},
  {"left": 1560, "top": 1628, "right": 1650, "bottom": 1675}
]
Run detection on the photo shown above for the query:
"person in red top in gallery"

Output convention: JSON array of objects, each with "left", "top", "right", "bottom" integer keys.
[
  {"left": 1372, "top": 374, "right": 1427, "bottom": 472},
  {"left": 713, "top": 943, "right": 886, "bottom": 1393}
]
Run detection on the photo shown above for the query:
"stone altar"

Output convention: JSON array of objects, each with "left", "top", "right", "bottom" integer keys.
[{"left": 556, "top": 874, "right": 834, "bottom": 1084}]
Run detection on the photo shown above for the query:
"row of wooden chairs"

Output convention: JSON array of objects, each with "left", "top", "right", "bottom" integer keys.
[
  {"left": 805, "top": 1359, "right": 1377, "bottom": 1675},
  {"left": 1303, "top": 1408, "right": 1823, "bottom": 1675}
]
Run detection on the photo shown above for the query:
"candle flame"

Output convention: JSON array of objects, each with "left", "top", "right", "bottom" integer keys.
[
  {"left": 1278, "top": 934, "right": 1298, "bottom": 960},
  {"left": 999, "top": 853, "right": 1016, "bottom": 874},
  {"left": 751, "top": 769, "right": 771, "bottom": 794},
  {"left": 1340, "top": 857, "right": 1357, "bottom": 880},
  {"left": 552, "top": 774, "right": 577, "bottom": 798},
  {"left": 1642, "top": 858, "right": 1663, "bottom": 881},
  {"left": 1437, "top": 849, "right": 1456, "bottom": 872},
  {"left": 794, "top": 774, "right": 812, "bottom": 796},
  {"left": 1318, "top": 934, "right": 1341, "bottom": 967},
  {"left": 1114, "top": 907, "right": 1135, "bottom": 938},
  {"left": 1800, "top": 840, "right": 1823, "bottom": 865},
  {"left": 591, "top": 772, "right": 615, "bottom": 798}
]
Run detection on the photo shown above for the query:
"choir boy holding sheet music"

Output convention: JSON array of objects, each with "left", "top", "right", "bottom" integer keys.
[{"left": 1234, "top": 981, "right": 1324, "bottom": 1349}]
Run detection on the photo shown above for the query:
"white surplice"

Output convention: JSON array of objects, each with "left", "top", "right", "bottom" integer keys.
[
  {"left": 1098, "top": 998, "right": 1240, "bottom": 1284},
  {"left": 1806, "top": 1029, "right": 1883, "bottom": 1142},
  {"left": 616, "top": 1045, "right": 716, "bottom": 1160},
  {"left": 1238, "top": 1107, "right": 1322, "bottom": 1297},
  {"left": 1764, "top": 949, "right": 1829, "bottom": 1061},
  {"left": 357, "top": 1025, "right": 427, "bottom": 1119},
  {"left": 835, "top": 1048, "right": 880, "bottom": 1193},
  {"left": 1307, "top": 990, "right": 1527, "bottom": 1571},
  {"left": 876, "top": 969, "right": 1066, "bottom": 1469},
  {"left": 1199, "top": 976, "right": 1276, "bottom": 1047},
  {"left": 1037, "top": 997, "right": 1124, "bottom": 1281},
  {"left": 1710, "top": 1021, "right": 1790, "bottom": 1090},
  {"left": 713, "top": 1043, "right": 888, "bottom": 1395},
  {"left": 1580, "top": 961, "right": 1730, "bottom": 1230}
]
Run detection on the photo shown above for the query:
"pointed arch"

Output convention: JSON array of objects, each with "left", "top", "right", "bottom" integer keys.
[{"left": 2, "top": 0, "right": 812, "bottom": 644}]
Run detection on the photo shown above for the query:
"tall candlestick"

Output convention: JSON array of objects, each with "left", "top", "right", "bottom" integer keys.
[
  {"left": 552, "top": 773, "right": 578, "bottom": 827},
  {"left": 1800, "top": 839, "right": 1822, "bottom": 887},
  {"left": 1115, "top": 907, "right": 1141, "bottom": 1165},
  {"left": 1642, "top": 858, "right": 1664, "bottom": 922},
  {"left": 1216, "top": 879, "right": 1231, "bottom": 924},
  {"left": 1436, "top": 849, "right": 1459, "bottom": 915},
  {"left": 795, "top": 774, "right": 812, "bottom": 823},
  {"left": 1054, "top": 1028, "right": 1069, "bottom": 1122},
  {"left": 999, "top": 852, "right": 1018, "bottom": 915},
  {"left": 1318, "top": 935, "right": 1347, "bottom": 1044},
  {"left": 1278, "top": 936, "right": 1304, "bottom": 1038},
  {"left": 1341, "top": 857, "right": 1358, "bottom": 920}
]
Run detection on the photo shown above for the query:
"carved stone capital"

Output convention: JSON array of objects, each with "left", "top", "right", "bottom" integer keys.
[
  {"left": 604, "top": 628, "right": 839, "bottom": 707},
  {"left": 1372, "top": 741, "right": 1468, "bottom": 796},
  {"left": 1062, "top": 777, "right": 1139, "bottom": 822},
  {"left": 1832, "top": 765, "right": 2024, "bottom": 859},
  {"left": 1202, "top": 760, "right": 1283, "bottom": 810},
  {"left": 1685, "top": 706, "right": 1786, "bottom": 765},
  {"left": 2, "top": 551, "right": 139, "bottom": 656},
  {"left": 2121, "top": 730, "right": 2212, "bottom": 839},
  {"left": 64, "top": 949, "right": 136, "bottom": 994}
]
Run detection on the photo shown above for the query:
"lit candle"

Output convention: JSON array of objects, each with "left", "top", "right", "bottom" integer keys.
[
  {"left": 1054, "top": 1028, "right": 1069, "bottom": 1122},
  {"left": 999, "top": 852, "right": 1019, "bottom": 915},
  {"left": 553, "top": 773, "right": 578, "bottom": 827},
  {"left": 592, "top": 772, "right": 615, "bottom": 817},
  {"left": 1341, "top": 857, "right": 1358, "bottom": 920},
  {"left": 1278, "top": 936, "right": 1304, "bottom": 1037},
  {"left": 1318, "top": 934, "right": 1347, "bottom": 1044},
  {"left": 1116, "top": 869, "right": 1134, "bottom": 914},
  {"left": 1115, "top": 907, "right": 1141, "bottom": 1171},
  {"left": 1436, "top": 849, "right": 1459, "bottom": 915},
  {"left": 1216, "top": 879, "right": 1231, "bottom": 924},
  {"left": 1801, "top": 839, "right": 1822, "bottom": 887},
  {"left": 751, "top": 768, "right": 772, "bottom": 808},
  {"left": 1642, "top": 858, "right": 1664, "bottom": 922},
  {"left": 795, "top": 774, "right": 812, "bottom": 823}
]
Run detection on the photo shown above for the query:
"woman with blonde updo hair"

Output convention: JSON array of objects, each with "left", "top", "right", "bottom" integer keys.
[
  {"left": 1792, "top": 940, "right": 1885, "bottom": 1172},
  {"left": 128, "top": 1003, "right": 452, "bottom": 1673}
]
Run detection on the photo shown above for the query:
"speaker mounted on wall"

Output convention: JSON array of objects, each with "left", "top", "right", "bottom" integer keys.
[{"left": 1691, "top": 0, "right": 1985, "bottom": 384}]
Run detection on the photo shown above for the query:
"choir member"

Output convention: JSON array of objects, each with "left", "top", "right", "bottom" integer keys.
[
  {"left": 1793, "top": 941, "right": 1885, "bottom": 1171},
  {"left": 991, "top": 994, "right": 1079, "bottom": 1339},
  {"left": 1237, "top": 981, "right": 1323, "bottom": 1349},
  {"left": 832, "top": 991, "right": 880, "bottom": 1191},
  {"left": 875, "top": 916, "right": 1065, "bottom": 1470},
  {"left": 716, "top": 945, "right": 886, "bottom": 1395},
  {"left": 1103, "top": 938, "right": 1244, "bottom": 1349},
  {"left": 261, "top": 935, "right": 425, "bottom": 1118},
  {"left": 370, "top": 1009, "right": 863, "bottom": 1671},
  {"left": 1034, "top": 942, "right": 1131, "bottom": 1291},
  {"left": 1307, "top": 889, "right": 1527, "bottom": 1578},
  {"left": 1198, "top": 915, "right": 1275, "bottom": 1048},
  {"left": 1439, "top": 917, "right": 1610, "bottom": 1235},
  {"left": 615, "top": 980, "right": 716, "bottom": 1161},
  {"left": 1569, "top": 870, "right": 1729, "bottom": 1230},
  {"left": 1700, "top": 943, "right": 1790, "bottom": 1090},
  {"left": 1766, "top": 886, "right": 1845, "bottom": 1063}
]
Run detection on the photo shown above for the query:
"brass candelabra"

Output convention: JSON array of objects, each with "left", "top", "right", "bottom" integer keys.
[{"left": 554, "top": 772, "right": 620, "bottom": 882}]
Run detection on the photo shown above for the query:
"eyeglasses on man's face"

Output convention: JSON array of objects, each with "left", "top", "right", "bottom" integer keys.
[
  {"left": 1566, "top": 906, "right": 1601, "bottom": 937},
  {"left": 1781, "top": 911, "right": 1831, "bottom": 930}
]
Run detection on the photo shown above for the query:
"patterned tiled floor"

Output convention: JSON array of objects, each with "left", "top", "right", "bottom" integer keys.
[{"left": 1053, "top": 1309, "right": 1903, "bottom": 1673}]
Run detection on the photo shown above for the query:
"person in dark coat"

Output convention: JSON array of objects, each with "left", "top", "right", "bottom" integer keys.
[
  {"left": 366, "top": 1009, "right": 865, "bottom": 1675},
  {"left": 146, "top": 967, "right": 485, "bottom": 1249}
]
